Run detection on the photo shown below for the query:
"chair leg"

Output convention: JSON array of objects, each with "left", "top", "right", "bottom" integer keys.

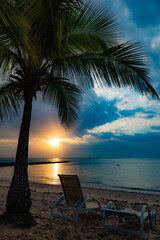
[
  {"left": 149, "top": 215, "right": 153, "bottom": 230},
  {"left": 140, "top": 217, "right": 144, "bottom": 240},
  {"left": 102, "top": 211, "right": 106, "bottom": 230},
  {"left": 100, "top": 209, "right": 103, "bottom": 218},
  {"left": 49, "top": 195, "right": 64, "bottom": 219},
  {"left": 151, "top": 212, "right": 156, "bottom": 227},
  {"left": 75, "top": 208, "right": 82, "bottom": 223}
]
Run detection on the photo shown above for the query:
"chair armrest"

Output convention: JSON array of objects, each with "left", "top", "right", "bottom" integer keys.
[
  {"left": 141, "top": 205, "right": 154, "bottom": 229},
  {"left": 50, "top": 195, "right": 64, "bottom": 218},
  {"left": 141, "top": 205, "right": 151, "bottom": 221},
  {"left": 72, "top": 198, "right": 83, "bottom": 209},
  {"left": 53, "top": 195, "right": 64, "bottom": 207},
  {"left": 141, "top": 205, "right": 150, "bottom": 218},
  {"left": 101, "top": 201, "right": 121, "bottom": 225},
  {"left": 105, "top": 200, "right": 120, "bottom": 210}
]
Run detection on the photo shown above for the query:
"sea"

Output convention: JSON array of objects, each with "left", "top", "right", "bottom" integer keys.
[{"left": 0, "top": 157, "right": 160, "bottom": 195}]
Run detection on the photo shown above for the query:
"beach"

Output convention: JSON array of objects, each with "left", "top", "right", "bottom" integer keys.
[{"left": 0, "top": 180, "right": 160, "bottom": 240}]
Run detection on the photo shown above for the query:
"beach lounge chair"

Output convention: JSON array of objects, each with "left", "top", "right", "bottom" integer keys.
[
  {"left": 50, "top": 174, "right": 101, "bottom": 223},
  {"left": 101, "top": 201, "right": 156, "bottom": 240}
]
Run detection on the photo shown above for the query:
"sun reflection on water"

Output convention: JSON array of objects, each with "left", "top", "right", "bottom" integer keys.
[
  {"left": 28, "top": 158, "right": 76, "bottom": 185},
  {"left": 51, "top": 158, "right": 59, "bottom": 184},
  {"left": 53, "top": 163, "right": 59, "bottom": 178},
  {"left": 28, "top": 162, "right": 61, "bottom": 185}
]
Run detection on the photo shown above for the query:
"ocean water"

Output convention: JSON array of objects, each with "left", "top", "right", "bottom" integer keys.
[{"left": 0, "top": 157, "right": 160, "bottom": 194}]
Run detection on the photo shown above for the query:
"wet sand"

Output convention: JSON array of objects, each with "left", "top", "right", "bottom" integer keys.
[{"left": 0, "top": 180, "right": 160, "bottom": 240}]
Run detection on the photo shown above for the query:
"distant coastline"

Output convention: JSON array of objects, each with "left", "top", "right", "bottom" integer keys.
[{"left": 0, "top": 160, "right": 71, "bottom": 167}]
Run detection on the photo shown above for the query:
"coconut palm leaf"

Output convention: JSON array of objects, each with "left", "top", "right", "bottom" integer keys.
[
  {"left": 0, "top": 42, "right": 23, "bottom": 75},
  {"left": 24, "top": 0, "right": 82, "bottom": 54},
  {"left": 42, "top": 77, "right": 82, "bottom": 128},
  {"left": 30, "top": 0, "right": 121, "bottom": 60},
  {"left": 41, "top": 1, "right": 158, "bottom": 98},
  {"left": 0, "top": 0, "right": 26, "bottom": 27},
  {"left": 0, "top": 0, "right": 36, "bottom": 66},
  {"left": 64, "top": 1, "right": 121, "bottom": 46},
  {"left": 53, "top": 41, "right": 159, "bottom": 98},
  {"left": 0, "top": 80, "right": 23, "bottom": 121}
]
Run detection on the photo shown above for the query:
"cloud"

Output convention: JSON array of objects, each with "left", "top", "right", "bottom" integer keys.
[
  {"left": 0, "top": 139, "right": 17, "bottom": 143},
  {"left": 107, "top": 0, "right": 144, "bottom": 40},
  {"left": 76, "top": 89, "right": 119, "bottom": 135},
  {"left": 63, "top": 135, "right": 99, "bottom": 144},
  {"left": 113, "top": 0, "right": 160, "bottom": 28},
  {"left": 42, "top": 134, "right": 112, "bottom": 146},
  {"left": 94, "top": 86, "right": 160, "bottom": 112},
  {"left": 108, "top": 0, "right": 160, "bottom": 94},
  {"left": 123, "top": 7, "right": 130, "bottom": 18},
  {"left": 87, "top": 112, "right": 160, "bottom": 136},
  {"left": 151, "top": 34, "right": 160, "bottom": 50}
]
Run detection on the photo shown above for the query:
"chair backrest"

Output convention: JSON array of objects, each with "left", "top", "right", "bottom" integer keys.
[{"left": 58, "top": 174, "right": 85, "bottom": 207}]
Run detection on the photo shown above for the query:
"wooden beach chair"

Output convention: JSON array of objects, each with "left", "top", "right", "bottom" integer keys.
[
  {"left": 101, "top": 200, "right": 156, "bottom": 240},
  {"left": 50, "top": 174, "right": 101, "bottom": 223}
]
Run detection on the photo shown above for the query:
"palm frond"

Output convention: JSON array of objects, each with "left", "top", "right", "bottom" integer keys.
[
  {"left": 0, "top": 0, "right": 26, "bottom": 27},
  {"left": 64, "top": 1, "right": 121, "bottom": 47},
  {"left": 0, "top": 45, "right": 21, "bottom": 75},
  {"left": 35, "top": 0, "right": 121, "bottom": 58},
  {"left": 0, "top": 80, "right": 23, "bottom": 121},
  {"left": 42, "top": 77, "right": 82, "bottom": 128},
  {"left": 54, "top": 41, "right": 159, "bottom": 99},
  {"left": 25, "top": 0, "right": 82, "bottom": 52},
  {"left": 0, "top": 0, "right": 36, "bottom": 66}
]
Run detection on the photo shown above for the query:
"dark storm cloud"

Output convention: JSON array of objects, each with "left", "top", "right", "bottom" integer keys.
[
  {"left": 77, "top": 132, "right": 160, "bottom": 158},
  {"left": 76, "top": 90, "right": 119, "bottom": 135},
  {"left": 119, "top": 109, "right": 157, "bottom": 119},
  {"left": 119, "top": 108, "right": 144, "bottom": 118},
  {"left": 114, "top": 132, "right": 160, "bottom": 143},
  {"left": 92, "top": 139, "right": 160, "bottom": 158},
  {"left": 151, "top": 126, "right": 160, "bottom": 131}
]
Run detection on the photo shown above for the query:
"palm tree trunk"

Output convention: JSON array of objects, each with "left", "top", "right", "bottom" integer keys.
[{"left": 4, "top": 90, "right": 35, "bottom": 228}]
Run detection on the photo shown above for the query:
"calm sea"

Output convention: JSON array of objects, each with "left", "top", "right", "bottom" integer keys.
[{"left": 0, "top": 157, "right": 160, "bottom": 194}]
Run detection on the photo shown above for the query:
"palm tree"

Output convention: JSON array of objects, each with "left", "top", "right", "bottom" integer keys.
[{"left": 0, "top": 0, "right": 159, "bottom": 228}]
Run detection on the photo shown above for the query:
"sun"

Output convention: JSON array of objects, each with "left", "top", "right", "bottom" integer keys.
[{"left": 48, "top": 137, "right": 62, "bottom": 147}]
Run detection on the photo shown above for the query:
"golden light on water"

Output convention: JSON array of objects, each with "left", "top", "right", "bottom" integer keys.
[
  {"left": 28, "top": 162, "right": 61, "bottom": 185},
  {"left": 52, "top": 163, "right": 59, "bottom": 178},
  {"left": 48, "top": 137, "right": 62, "bottom": 147}
]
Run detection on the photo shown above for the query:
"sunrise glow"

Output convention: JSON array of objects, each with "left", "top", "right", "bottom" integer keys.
[{"left": 48, "top": 137, "right": 62, "bottom": 147}]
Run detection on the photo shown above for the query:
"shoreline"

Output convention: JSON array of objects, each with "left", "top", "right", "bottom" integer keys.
[
  {"left": 1, "top": 179, "right": 160, "bottom": 203},
  {"left": 0, "top": 179, "right": 160, "bottom": 240},
  {"left": 1, "top": 178, "right": 160, "bottom": 196}
]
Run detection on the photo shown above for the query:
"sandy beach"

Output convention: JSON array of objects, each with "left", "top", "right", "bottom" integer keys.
[{"left": 0, "top": 179, "right": 160, "bottom": 240}]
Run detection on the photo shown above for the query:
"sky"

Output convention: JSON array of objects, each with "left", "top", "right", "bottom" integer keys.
[{"left": 0, "top": 0, "right": 160, "bottom": 158}]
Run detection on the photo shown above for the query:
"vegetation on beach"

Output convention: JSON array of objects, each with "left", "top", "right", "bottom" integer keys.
[{"left": 0, "top": 0, "right": 159, "bottom": 228}]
